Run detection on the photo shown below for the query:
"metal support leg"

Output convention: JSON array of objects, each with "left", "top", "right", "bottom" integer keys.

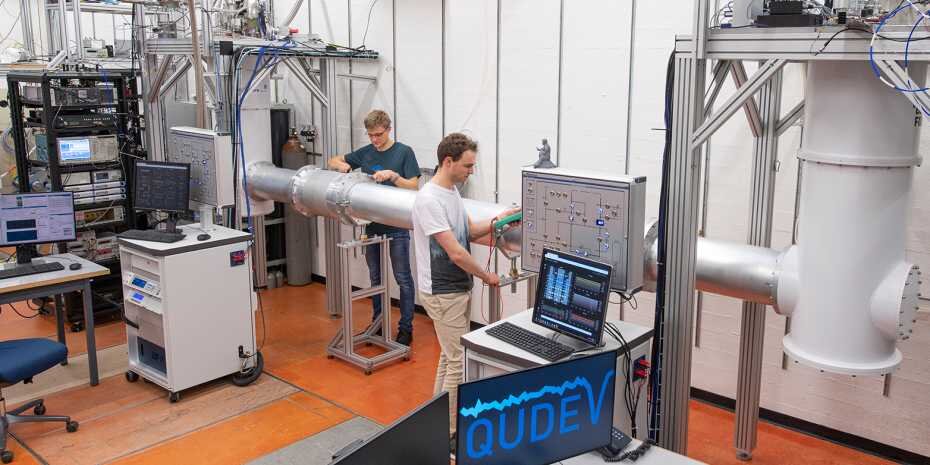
[
  {"left": 654, "top": 53, "right": 705, "bottom": 454},
  {"left": 252, "top": 215, "right": 268, "bottom": 288},
  {"left": 735, "top": 68, "right": 783, "bottom": 461},
  {"left": 320, "top": 59, "right": 344, "bottom": 317},
  {"left": 82, "top": 281, "right": 99, "bottom": 386},
  {"left": 526, "top": 274, "right": 538, "bottom": 309},
  {"left": 55, "top": 294, "right": 67, "bottom": 366},
  {"left": 326, "top": 236, "right": 410, "bottom": 374}
]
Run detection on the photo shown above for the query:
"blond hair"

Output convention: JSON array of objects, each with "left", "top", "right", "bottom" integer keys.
[{"left": 364, "top": 110, "right": 392, "bottom": 130}]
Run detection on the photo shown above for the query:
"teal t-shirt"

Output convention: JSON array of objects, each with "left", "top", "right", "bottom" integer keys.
[{"left": 345, "top": 142, "right": 420, "bottom": 235}]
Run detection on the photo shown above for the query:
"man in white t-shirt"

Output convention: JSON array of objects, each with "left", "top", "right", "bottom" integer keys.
[{"left": 411, "top": 133, "right": 519, "bottom": 442}]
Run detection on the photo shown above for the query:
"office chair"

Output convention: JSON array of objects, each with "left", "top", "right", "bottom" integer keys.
[{"left": 0, "top": 338, "right": 79, "bottom": 463}]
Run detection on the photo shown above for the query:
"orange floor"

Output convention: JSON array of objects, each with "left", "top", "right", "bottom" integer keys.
[{"left": 0, "top": 282, "right": 902, "bottom": 465}]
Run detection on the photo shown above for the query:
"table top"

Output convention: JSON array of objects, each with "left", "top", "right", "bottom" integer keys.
[
  {"left": 560, "top": 439, "right": 706, "bottom": 465},
  {"left": 0, "top": 254, "right": 109, "bottom": 294},
  {"left": 117, "top": 224, "right": 252, "bottom": 257},
  {"left": 462, "top": 309, "right": 654, "bottom": 369}
]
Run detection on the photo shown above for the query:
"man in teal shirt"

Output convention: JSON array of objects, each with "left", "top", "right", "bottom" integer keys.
[{"left": 328, "top": 110, "right": 420, "bottom": 345}]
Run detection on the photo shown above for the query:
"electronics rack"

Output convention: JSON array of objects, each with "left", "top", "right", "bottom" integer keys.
[{"left": 7, "top": 70, "right": 146, "bottom": 331}]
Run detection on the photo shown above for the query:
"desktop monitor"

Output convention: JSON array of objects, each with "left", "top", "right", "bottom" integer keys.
[
  {"left": 533, "top": 248, "right": 613, "bottom": 347},
  {"left": 330, "top": 392, "right": 450, "bottom": 465},
  {"left": 0, "top": 192, "right": 76, "bottom": 247},
  {"left": 57, "top": 137, "right": 92, "bottom": 163},
  {"left": 133, "top": 160, "right": 191, "bottom": 214},
  {"left": 456, "top": 350, "right": 617, "bottom": 465}
]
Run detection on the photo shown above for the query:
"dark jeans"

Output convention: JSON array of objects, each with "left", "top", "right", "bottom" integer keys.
[{"left": 366, "top": 231, "right": 415, "bottom": 334}]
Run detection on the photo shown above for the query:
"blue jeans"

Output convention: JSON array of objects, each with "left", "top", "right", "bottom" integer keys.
[{"left": 366, "top": 231, "right": 415, "bottom": 334}]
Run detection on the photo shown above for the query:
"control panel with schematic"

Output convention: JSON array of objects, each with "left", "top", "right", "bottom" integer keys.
[
  {"left": 521, "top": 167, "right": 646, "bottom": 293},
  {"left": 167, "top": 127, "right": 235, "bottom": 209}
]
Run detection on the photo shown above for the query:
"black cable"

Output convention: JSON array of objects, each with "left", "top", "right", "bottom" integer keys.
[
  {"left": 5, "top": 302, "right": 40, "bottom": 319},
  {"left": 359, "top": 0, "right": 381, "bottom": 49}
]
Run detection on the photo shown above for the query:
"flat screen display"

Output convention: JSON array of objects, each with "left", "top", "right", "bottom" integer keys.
[
  {"left": 456, "top": 350, "right": 617, "bottom": 465},
  {"left": 58, "top": 138, "right": 92, "bottom": 161},
  {"left": 0, "top": 192, "right": 76, "bottom": 246},
  {"left": 533, "top": 248, "right": 613, "bottom": 347}
]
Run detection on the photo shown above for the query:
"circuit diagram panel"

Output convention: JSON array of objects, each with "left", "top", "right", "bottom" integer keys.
[
  {"left": 521, "top": 168, "right": 646, "bottom": 292},
  {"left": 168, "top": 127, "right": 234, "bottom": 208}
]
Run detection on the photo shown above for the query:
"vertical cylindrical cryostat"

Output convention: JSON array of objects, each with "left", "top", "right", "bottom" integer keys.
[{"left": 777, "top": 60, "right": 924, "bottom": 375}]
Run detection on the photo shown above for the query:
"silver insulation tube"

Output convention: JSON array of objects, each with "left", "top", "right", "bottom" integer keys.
[
  {"left": 642, "top": 221, "right": 780, "bottom": 306},
  {"left": 247, "top": 162, "right": 780, "bottom": 305},
  {"left": 247, "top": 162, "right": 521, "bottom": 255}
]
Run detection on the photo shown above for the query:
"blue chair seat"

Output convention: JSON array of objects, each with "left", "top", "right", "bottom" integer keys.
[{"left": 0, "top": 339, "right": 68, "bottom": 384}]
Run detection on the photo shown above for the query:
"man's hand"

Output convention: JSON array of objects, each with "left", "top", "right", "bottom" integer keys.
[
  {"left": 372, "top": 169, "right": 400, "bottom": 183},
  {"left": 494, "top": 207, "right": 522, "bottom": 228},
  {"left": 482, "top": 272, "right": 501, "bottom": 287}
]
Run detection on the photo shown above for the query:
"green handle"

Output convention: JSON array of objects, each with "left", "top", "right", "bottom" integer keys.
[{"left": 494, "top": 211, "right": 523, "bottom": 230}]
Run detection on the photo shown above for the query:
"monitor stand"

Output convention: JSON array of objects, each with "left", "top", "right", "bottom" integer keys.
[
  {"left": 164, "top": 212, "right": 180, "bottom": 234},
  {"left": 16, "top": 245, "right": 38, "bottom": 265}
]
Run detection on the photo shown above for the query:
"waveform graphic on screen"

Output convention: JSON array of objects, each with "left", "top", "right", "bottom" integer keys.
[{"left": 459, "top": 370, "right": 615, "bottom": 419}]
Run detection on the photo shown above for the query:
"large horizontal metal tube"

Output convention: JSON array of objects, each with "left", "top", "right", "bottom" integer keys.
[
  {"left": 246, "top": 162, "right": 521, "bottom": 255},
  {"left": 248, "top": 162, "right": 781, "bottom": 304},
  {"left": 643, "top": 222, "right": 779, "bottom": 305}
]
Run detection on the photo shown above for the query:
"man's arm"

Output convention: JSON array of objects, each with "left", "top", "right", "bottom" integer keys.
[
  {"left": 433, "top": 230, "right": 500, "bottom": 286},
  {"left": 371, "top": 171, "right": 420, "bottom": 190},
  {"left": 468, "top": 206, "right": 521, "bottom": 242},
  {"left": 327, "top": 154, "right": 353, "bottom": 173}
]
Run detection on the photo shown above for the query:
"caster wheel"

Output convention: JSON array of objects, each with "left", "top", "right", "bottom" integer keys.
[
  {"left": 1, "top": 450, "right": 13, "bottom": 463},
  {"left": 169, "top": 392, "right": 180, "bottom": 403},
  {"left": 66, "top": 421, "right": 79, "bottom": 433},
  {"left": 125, "top": 371, "right": 139, "bottom": 383},
  {"left": 326, "top": 354, "right": 334, "bottom": 359},
  {"left": 231, "top": 351, "right": 264, "bottom": 387},
  {"left": 34, "top": 403, "right": 46, "bottom": 415},
  {"left": 365, "top": 342, "right": 373, "bottom": 347},
  {"left": 364, "top": 370, "right": 372, "bottom": 376},
  {"left": 403, "top": 355, "right": 411, "bottom": 361},
  {"left": 70, "top": 322, "right": 84, "bottom": 332}
]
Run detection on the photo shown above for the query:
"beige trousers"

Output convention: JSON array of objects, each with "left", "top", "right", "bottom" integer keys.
[{"left": 419, "top": 290, "right": 471, "bottom": 436}]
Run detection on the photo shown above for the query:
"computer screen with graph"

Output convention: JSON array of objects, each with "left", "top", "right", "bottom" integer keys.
[
  {"left": 533, "top": 248, "right": 613, "bottom": 347},
  {"left": 456, "top": 350, "right": 617, "bottom": 465}
]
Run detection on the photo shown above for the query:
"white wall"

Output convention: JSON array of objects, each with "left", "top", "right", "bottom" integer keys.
[{"left": 20, "top": 0, "right": 930, "bottom": 457}]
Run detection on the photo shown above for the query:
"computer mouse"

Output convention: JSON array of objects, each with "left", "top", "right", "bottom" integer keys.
[
  {"left": 69, "top": 263, "right": 82, "bottom": 271},
  {"left": 197, "top": 233, "right": 211, "bottom": 241}
]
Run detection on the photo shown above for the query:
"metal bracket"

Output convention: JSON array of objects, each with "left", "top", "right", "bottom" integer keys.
[
  {"left": 729, "top": 61, "right": 764, "bottom": 138},
  {"left": 776, "top": 101, "right": 805, "bottom": 136},
  {"left": 704, "top": 60, "right": 732, "bottom": 118},
  {"left": 692, "top": 58, "right": 786, "bottom": 147}
]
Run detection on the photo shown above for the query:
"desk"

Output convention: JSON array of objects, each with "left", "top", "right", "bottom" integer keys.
[
  {"left": 560, "top": 439, "right": 706, "bottom": 464},
  {"left": 462, "top": 309, "right": 654, "bottom": 436},
  {"left": 0, "top": 254, "right": 109, "bottom": 386},
  {"left": 461, "top": 310, "right": 703, "bottom": 465}
]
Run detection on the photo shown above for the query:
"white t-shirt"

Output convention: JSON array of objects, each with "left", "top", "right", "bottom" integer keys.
[{"left": 412, "top": 181, "right": 473, "bottom": 295}]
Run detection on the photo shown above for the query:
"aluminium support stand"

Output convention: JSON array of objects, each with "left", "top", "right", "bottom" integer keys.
[{"left": 326, "top": 236, "right": 411, "bottom": 374}]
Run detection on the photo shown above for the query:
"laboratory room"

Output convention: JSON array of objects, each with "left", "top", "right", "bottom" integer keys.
[{"left": 0, "top": 0, "right": 927, "bottom": 464}]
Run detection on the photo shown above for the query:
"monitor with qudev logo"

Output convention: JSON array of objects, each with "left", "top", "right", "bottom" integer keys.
[{"left": 456, "top": 350, "right": 617, "bottom": 465}]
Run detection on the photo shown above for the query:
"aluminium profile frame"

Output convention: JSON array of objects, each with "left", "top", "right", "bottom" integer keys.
[
  {"left": 134, "top": 4, "right": 378, "bottom": 316},
  {"left": 660, "top": 2, "right": 930, "bottom": 459}
]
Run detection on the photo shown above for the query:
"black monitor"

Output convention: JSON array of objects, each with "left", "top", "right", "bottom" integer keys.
[
  {"left": 330, "top": 392, "right": 450, "bottom": 465},
  {"left": 133, "top": 160, "right": 190, "bottom": 232},
  {"left": 456, "top": 350, "right": 617, "bottom": 465},
  {"left": 0, "top": 192, "right": 76, "bottom": 264},
  {"left": 533, "top": 248, "right": 613, "bottom": 347}
]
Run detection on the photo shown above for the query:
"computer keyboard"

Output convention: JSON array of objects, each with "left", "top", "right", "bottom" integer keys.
[
  {"left": 119, "top": 229, "right": 186, "bottom": 243},
  {"left": 485, "top": 322, "right": 575, "bottom": 362},
  {"left": 0, "top": 262, "right": 65, "bottom": 280}
]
